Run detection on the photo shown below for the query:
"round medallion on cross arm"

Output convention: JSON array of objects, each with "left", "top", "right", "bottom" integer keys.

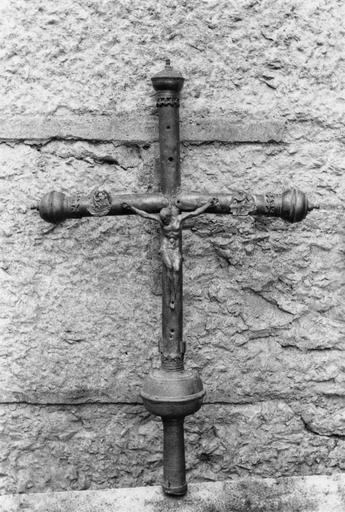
[{"left": 87, "top": 188, "right": 112, "bottom": 216}]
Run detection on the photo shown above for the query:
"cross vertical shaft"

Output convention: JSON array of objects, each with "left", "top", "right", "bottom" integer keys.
[
  {"left": 147, "top": 60, "right": 191, "bottom": 496},
  {"left": 153, "top": 59, "right": 184, "bottom": 369}
]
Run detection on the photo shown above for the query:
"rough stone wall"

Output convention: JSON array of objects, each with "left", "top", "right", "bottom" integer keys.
[{"left": 1, "top": 0, "right": 345, "bottom": 495}]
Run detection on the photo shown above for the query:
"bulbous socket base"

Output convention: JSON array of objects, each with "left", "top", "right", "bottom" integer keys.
[
  {"left": 141, "top": 368, "right": 205, "bottom": 419},
  {"left": 141, "top": 368, "right": 204, "bottom": 496}
]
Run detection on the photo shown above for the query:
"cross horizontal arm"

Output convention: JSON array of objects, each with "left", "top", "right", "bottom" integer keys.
[
  {"left": 34, "top": 191, "right": 169, "bottom": 223},
  {"left": 178, "top": 188, "right": 316, "bottom": 223},
  {"left": 35, "top": 188, "right": 316, "bottom": 224}
]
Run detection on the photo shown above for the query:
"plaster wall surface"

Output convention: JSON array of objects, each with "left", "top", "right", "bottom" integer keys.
[{"left": 1, "top": 0, "right": 345, "bottom": 495}]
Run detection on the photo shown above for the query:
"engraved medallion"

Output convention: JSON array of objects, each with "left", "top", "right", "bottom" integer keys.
[{"left": 87, "top": 188, "right": 112, "bottom": 216}]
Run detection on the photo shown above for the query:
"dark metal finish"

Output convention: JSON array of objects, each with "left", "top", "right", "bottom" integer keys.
[
  {"left": 149, "top": 59, "right": 191, "bottom": 494},
  {"left": 36, "top": 188, "right": 313, "bottom": 224},
  {"left": 87, "top": 188, "right": 112, "bottom": 217},
  {"left": 162, "top": 418, "right": 186, "bottom": 495},
  {"left": 36, "top": 191, "right": 169, "bottom": 223},
  {"left": 141, "top": 367, "right": 204, "bottom": 495},
  {"left": 154, "top": 61, "right": 184, "bottom": 359},
  {"left": 33, "top": 60, "right": 317, "bottom": 496}
]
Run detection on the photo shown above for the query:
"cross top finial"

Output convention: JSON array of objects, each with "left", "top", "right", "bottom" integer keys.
[{"left": 151, "top": 59, "right": 184, "bottom": 92}]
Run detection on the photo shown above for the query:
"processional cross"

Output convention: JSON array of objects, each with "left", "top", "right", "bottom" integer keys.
[{"left": 35, "top": 60, "right": 316, "bottom": 496}]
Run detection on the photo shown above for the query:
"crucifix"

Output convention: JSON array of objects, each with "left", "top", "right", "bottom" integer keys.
[{"left": 34, "top": 60, "right": 316, "bottom": 496}]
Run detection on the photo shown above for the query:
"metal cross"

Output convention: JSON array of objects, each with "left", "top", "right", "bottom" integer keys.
[{"left": 34, "top": 60, "right": 316, "bottom": 496}]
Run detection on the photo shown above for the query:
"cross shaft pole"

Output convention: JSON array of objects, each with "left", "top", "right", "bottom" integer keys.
[{"left": 34, "top": 60, "right": 316, "bottom": 496}]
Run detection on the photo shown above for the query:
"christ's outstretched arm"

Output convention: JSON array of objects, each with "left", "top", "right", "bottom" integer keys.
[
  {"left": 180, "top": 197, "right": 218, "bottom": 222},
  {"left": 121, "top": 203, "right": 162, "bottom": 223}
]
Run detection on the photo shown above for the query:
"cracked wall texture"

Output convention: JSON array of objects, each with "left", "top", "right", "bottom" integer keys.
[{"left": 1, "top": 0, "right": 345, "bottom": 496}]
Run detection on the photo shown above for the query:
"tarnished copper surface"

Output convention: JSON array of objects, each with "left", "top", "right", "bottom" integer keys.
[
  {"left": 34, "top": 61, "right": 316, "bottom": 496},
  {"left": 36, "top": 189, "right": 313, "bottom": 224}
]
